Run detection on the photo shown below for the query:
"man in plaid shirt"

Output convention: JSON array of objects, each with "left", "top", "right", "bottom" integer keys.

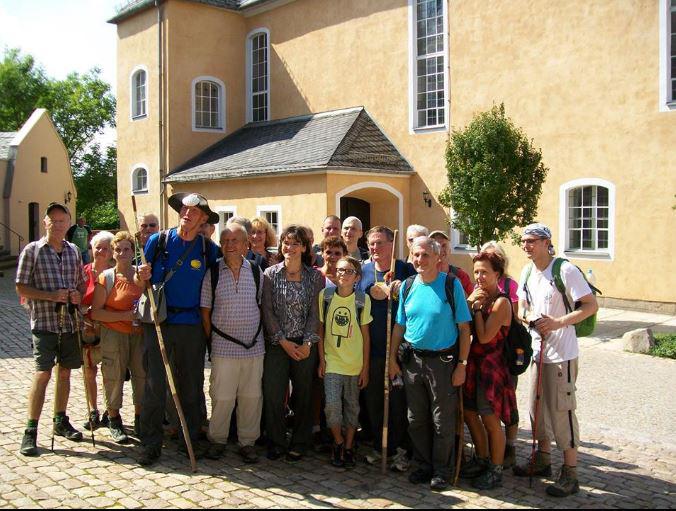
[{"left": 15, "top": 202, "right": 86, "bottom": 456}]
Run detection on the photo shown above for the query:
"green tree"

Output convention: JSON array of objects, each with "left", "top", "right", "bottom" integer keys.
[
  {"left": 439, "top": 104, "right": 548, "bottom": 250},
  {"left": 0, "top": 49, "right": 49, "bottom": 130},
  {"left": 74, "top": 144, "right": 118, "bottom": 230}
]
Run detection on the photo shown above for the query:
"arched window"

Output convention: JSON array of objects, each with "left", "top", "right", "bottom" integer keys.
[
  {"left": 246, "top": 29, "right": 270, "bottom": 123},
  {"left": 132, "top": 167, "right": 148, "bottom": 194},
  {"left": 131, "top": 68, "right": 147, "bottom": 119},
  {"left": 559, "top": 178, "right": 615, "bottom": 259},
  {"left": 192, "top": 77, "right": 225, "bottom": 131}
]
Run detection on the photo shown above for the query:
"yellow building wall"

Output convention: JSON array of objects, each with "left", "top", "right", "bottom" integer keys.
[
  {"left": 0, "top": 159, "right": 6, "bottom": 250},
  {"left": 9, "top": 113, "right": 76, "bottom": 254}
]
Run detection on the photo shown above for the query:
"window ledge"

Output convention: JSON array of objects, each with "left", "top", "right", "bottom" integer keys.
[
  {"left": 192, "top": 127, "right": 225, "bottom": 133},
  {"left": 132, "top": 190, "right": 149, "bottom": 195},
  {"left": 451, "top": 245, "right": 478, "bottom": 255},
  {"left": 132, "top": 114, "right": 148, "bottom": 121},
  {"left": 412, "top": 125, "right": 447, "bottom": 135},
  {"left": 563, "top": 250, "right": 612, "bottom": 261},
  {"left": 665, "top": 101, "right": 676, "bottom": 110}
]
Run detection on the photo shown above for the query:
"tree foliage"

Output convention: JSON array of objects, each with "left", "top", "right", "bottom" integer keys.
[
  {"left": 439, "top": 104, "right": 548, "bottom": 250},
  {"left": 0, "top": 48, "right": 118, "bottom": 229}
]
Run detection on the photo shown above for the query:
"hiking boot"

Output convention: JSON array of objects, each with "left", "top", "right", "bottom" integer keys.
[
  {"left": 503, "top": 444, "right": 516, "bottom": 469},
  {"left": 100, "top": 411, "right": 109, "bottom": 427},
  {"left": 408, "top": 468, "right": 432, "bottom": 485},
  {"left": 513, "top": 450, "right": 552, "bottom": 477},
  {"left": 108, "top": 416, "right": 129, "bottom": 444},
  {"left": 364, "top": 448, "right": 381, "bottom": 465},
  {"left": 83, "top": 410, "right": 101, "bottom": 431},
  {"left": 138, "top": 445, "right": 161, "bottom": 466},
  {"left": 266, "top": 446, "right": 284, "bottom": 461},
  {"left": 134, "top": 414, "right": 141, "bottom": 438},
  {"left": 343, "top": 448, "right": 355, "bottom": 469},
  {"left": 239, "top": 445, "right": 259, "bottom": 464},
  {"left": 331, "top": 442, "right": 344, "bottom": 467},
  {"left": 459, "top": 455, "right": 488, "bottom": 479},
  {"left": 178, "top": 439, "right": 207, "bottom": 459},
  {"left": 20, "top": 428, "right": 38, "bottom": 456},
  {"left": 472, "top": 461, "right": 503, "bottom": 490},
  {"left": 546, "top": 465, "right": 580, "bottom": 497},
  {"left": 53, "top": 416, "right": 83, "bottom": 441},
  {"left": 430, "top": 475, "right": 449, "bottom": 491},
  {"left": 390, "top": 447, "right": 410, "bottom": 472},
  {"left": 205, "top": 442, "right": 226, "bottom": 460}
]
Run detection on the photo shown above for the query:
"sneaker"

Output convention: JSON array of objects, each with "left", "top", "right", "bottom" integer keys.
[
  {"left": 134, "top": 414, "right": 141, "bottom": 438},
  {"left": 20, "top": 428, "right": 38, "bottom": 456},
  {"left": 138, "top": 445, "right": 161, "bottom": 466},
  {"left": 472, "top": 462, "right": 503, "bottom": 490},
  {"left": 365, "top": 448, "right": 381, "bottom": 465},
  {"left": 239, "top": 445, "right": 259, "bottom": 464},
  {"left": 53, "top": 416, "right": 83, "bottom": 441},
  {"left": 503, "top": 444, "right": 516, "bottom": 469},
  {"left": 205, "top": 442, "right": 227, "bottom": 460},
  {"left": 513, "top": 450, "right": 552, "bottom": 477},
  {"left": 108, "top": 416, "right": 129, "bottom": 444},
  {"left": 546, "top": 465, "right": 580, "bottom": 497},
  {"left": 408, "top": 468, "right": 432, "bottom": 485},
  {"left": 83, "top": 410, "right": 101, "bottom": 431},
  {"left": 285, "top": 450, "right": 303, "bottom": 463},
  {"left": 459, "top": 456, "right": 488, "bottom": 479},
  {"left": 343, "top": 448, "right": 356, "bottom": 469},
  {"left": 430, "top": 475, "right": 449, "bottom": 491},
  {"left": 390, "top": 447, "right": 410, "bottom": 472}
]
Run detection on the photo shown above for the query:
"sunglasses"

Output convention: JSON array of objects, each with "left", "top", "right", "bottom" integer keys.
[
  {"left": 336, "top": 268, "right": 358, "bottom": 275},
  {"left": 141, "top": 223, "right": 157, "bottom": 229}
]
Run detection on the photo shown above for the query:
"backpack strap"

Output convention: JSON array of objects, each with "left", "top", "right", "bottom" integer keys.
[
  {"left": 251, "top": 260, "right": 262, "bottom": 305},
  {"left": 102, "top": 268, "right": 116, "bottom": 295},
  {"left": 210, "top": 260, "right": 221, "bottom": 312},
  {"left": 402, "top": 275, "right": 416, "bottom": 304},
  {"left": 552, "top": 257, "right": 573, "bottom": 313},
  {"left": 323, "top": 287, "right": 336, "bottom": 324},
  {"left": 523, "top": 263, "right": 534, "bottom": 306},
  {"left": 354, "top": 289, "right": 366, "bottom": 325},
  {"left": 448, "top": 264, "right": 459, "bottom": 277}
]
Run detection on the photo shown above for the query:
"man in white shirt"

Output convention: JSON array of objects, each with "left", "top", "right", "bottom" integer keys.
[{"left": 515, "top": 223, "right": 598, "bottom": 497}]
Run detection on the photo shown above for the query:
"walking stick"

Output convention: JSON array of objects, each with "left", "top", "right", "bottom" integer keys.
[
  {"left": 51, "top": 303, "right": 66, "bottom": 451},
  {"left": 529, "top": 337, "right": 546, "bottom": 488},
  {"left": 131, "top": 196, "right": 197, "bottom": 472},
  {"left": 453, "top": 392, "right": 464, "bottom": 486},
  {"left": 72, "top": 303, "right": 96, "bottom": 447},
  {"left": 381, "top": 230, "right": 398, "bottom": 475}
]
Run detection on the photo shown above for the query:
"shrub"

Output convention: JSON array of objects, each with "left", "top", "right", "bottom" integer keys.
[{"left": 649, "top": 333, "right": 676, "bottom": 360}]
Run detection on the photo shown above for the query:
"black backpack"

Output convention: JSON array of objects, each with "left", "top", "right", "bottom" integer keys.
[{"left": 498, "top": 288, "right": 533, "bottom": 376}]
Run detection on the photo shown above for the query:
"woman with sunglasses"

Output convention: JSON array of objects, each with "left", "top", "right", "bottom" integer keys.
[{"left": 261, "top": 225, "right": 323, "bottom": 462}]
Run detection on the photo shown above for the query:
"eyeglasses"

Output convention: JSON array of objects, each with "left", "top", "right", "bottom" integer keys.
[
  {"left": 520, "top": 237, "right": 544, "bottom": 245},
  {"left": 336, "top": 268, "right": 358, "bottom": 275},
  {"left": 141, "top": 223, "right": 157, "bottom": 229}
]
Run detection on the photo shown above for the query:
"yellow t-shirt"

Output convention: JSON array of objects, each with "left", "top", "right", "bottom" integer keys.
[{"left": 319, "top": 289, "right": 373, "bottom": 376}]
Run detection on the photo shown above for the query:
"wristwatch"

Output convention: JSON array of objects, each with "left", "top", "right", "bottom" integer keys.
[
  {"left": 306, "top": 341, "right": 312, "bottom": 348},
  {"left": 458, "top": 359, "right": 467, "bottom": 366}
]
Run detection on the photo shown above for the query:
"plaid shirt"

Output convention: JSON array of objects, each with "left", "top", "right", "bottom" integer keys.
[
  {"left": 200, "top": 258, "right": 264, "bottom": 359},
  {"left": 464, "top": 309, "right": 517, "bottom": 426},
  {"left": 16, "top": 238, "right": 85, "bottom": 333}
]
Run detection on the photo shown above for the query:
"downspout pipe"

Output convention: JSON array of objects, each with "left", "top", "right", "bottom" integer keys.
[{"left": 156, "top": 0, "right": 166, "bottom": 228}]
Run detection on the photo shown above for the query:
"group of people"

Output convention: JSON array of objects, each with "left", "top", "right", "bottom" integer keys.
[{"left": 16, "top": 192, "right": 597, "bottom": 498}]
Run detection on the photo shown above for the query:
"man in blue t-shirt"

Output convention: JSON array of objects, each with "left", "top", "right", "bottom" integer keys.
[
  {"left": 389, "top": 236, "right": 471, "bottom": 491},
  {"left": 358, "top": 226, "right": 416, "bottom": 468},
  {"left": 135, "top": 193, "right": 220, "bottom": 466}
]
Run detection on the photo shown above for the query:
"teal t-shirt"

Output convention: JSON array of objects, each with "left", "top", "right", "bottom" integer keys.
[{"left": 395, "top": 272, "right": 471, "bottom": 351}]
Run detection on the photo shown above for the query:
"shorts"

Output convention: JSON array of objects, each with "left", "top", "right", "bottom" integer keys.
[
  {"left": 324, "top": 373, "right": 360, "bottom": 429},
  {"left": 32, "top": 331, "right": 82, "bottom": 372}
]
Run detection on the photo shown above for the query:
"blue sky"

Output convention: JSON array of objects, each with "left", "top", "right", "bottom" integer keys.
[{"left": 0, "top": 0, "right": 118, "bottom": 88}]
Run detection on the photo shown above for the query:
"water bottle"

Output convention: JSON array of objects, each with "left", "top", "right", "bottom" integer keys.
[
  {"left": 516, "top": 348, "right": 524, "bottom": 366},
  {"left": 586, "top": 269, "right": 596, "bottom": 286}
]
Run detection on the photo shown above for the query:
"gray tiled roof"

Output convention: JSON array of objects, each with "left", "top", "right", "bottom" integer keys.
[
  {"left": 165, "top": 107, "right": 413, "bottom": 183},
  {"left": 0, "top": 132, "right": 17, "bottom": 160},
  {"left": 109, "top": 0, "right": 276, "bottom": 23}
]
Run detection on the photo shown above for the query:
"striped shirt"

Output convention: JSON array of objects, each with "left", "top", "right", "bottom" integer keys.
[
  {"left": 200, "top": 258, "right": 264, "bottom": 359},
  {"left": 16, "top": 238, "right": 85, "bottom": 333}
]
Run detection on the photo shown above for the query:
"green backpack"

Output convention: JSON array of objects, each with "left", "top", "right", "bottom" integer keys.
[{"left": 524, "top": 258, "right": 602, "bottom": 338}]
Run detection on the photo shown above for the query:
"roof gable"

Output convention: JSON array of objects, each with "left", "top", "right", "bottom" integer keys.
[
  {"left": 165, "top": 107, "right": 413, "bottom": 183},
  {"left": 0, "top": 132, "right": 18, "bottom": 160}
]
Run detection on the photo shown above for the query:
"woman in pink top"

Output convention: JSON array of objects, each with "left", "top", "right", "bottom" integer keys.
[{"left": 91, "top": 231, "right": 145, "bottom": 444}]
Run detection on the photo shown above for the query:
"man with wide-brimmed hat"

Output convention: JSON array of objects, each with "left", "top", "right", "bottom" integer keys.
[{"left": 135, "top": 193, "right": 220, "bottom": 466}]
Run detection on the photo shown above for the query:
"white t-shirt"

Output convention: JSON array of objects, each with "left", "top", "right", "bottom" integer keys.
[{"left": 517, "top": 259, "right": 592, "bottom": 363}]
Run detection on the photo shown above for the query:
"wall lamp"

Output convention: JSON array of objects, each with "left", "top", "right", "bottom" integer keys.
[
  {"left": 422, "top": 190, "right": 432, "bottom": 208},
  {"left": 64, "top": 191, "right": 72, "bottom": 204}
]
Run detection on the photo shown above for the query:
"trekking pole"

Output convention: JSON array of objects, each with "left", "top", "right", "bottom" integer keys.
[
  {"left": 381, "top": 230, "right": 398, "bottom": 475},
  {"left": 71, "top": 302, "right": 96, "bottom": 448},
  {"left": 131, "top": 196, "right": 197, "bottom": 472},
  {"left": 51, "top": 303, "right": 66, "bottom": 452},
  {"left": 453, "top": 392, "right": 464, "bottom": 486},
  {"left": 529, "top": 337, "right": 546, "bottom": 488}
]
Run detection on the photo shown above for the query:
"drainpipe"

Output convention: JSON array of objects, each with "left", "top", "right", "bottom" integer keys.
[{"left": 156, "top": 0, "right": 166, "bottom": 228}]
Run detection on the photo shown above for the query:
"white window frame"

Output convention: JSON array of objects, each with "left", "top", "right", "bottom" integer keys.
[
  {"left": 130, "top": 65, "right": 148, "bottom": 120},
  {"left": 256, "top": 204, "right": 281, "bottom": 237},
  {"left": 559, "top": 178, "right": 615, "bottom": 261},
  {"left": 215, "top": 206, "right": 237, "bottom": 240},
  {"left": 246, "top": 28, "right": 271, "bottom": 123},
  {"left": 448, "top": 209, "right": 477, "bottom": 254},
  {"left": 191, "top": 76, "right": 226, "bottom": 132},
  {"left": 408, "top": 0, "right": 450, "bottom": 134},
  {"left": 131, "top": 164, "right": 149, "bottom": 195},
  {"left": 660, "top": 0, "right": 676, "bottom": 111}
]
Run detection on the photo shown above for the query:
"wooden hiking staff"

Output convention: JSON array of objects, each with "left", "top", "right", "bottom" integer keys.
[
  {"left": 381, "top": 229, "right": 398, "bottom": 475},
  {"left": 72, "top": 305, "right": 96, "bottom": 447},
  {"left": 131, "top": 196, "right": 197, "bottom": 472},
  {"left": 453, "top": 392, "right": 464, "bottom": 486},
  {"left": 51, "top": 303, "right": 67, "bottom": 451}
]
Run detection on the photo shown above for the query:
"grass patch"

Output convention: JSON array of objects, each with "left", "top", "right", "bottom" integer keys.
[{"left": 649, "top": 333, "right": 676, "bottom": 359}]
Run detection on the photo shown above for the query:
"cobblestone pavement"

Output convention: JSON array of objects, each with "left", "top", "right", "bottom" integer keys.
[{"left": 0, "top": 271, "right": 674, "bottom": 508}]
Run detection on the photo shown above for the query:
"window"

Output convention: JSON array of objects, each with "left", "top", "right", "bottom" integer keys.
[
  {"left": 40, "top": 157, "right": 47, "bottom": 173},
  {"left": 411, "top": 0, "right": 447, "bottom": 130},
  {"left": 257, "top": 205, "right": 281, "bottom": 236},
  {"left": 215, "top": 206, "right": 237, "bottom": 239},
  {"left": 560, "top": 179, "right": 615, "bottom": 259},
  {"left": 131, "top": 67, "right": 147, "bottom": 119},
  {"left": 671, "top": 0, "right": 676, "bottom": 102},
  {"left": 192, "top": 77, "right": 225, "bottom": 131},
  {"left": 247, "top": 29, "right": 270, "bottom": 122},
  {"left": 132, "top": 166, "right": 148, "bottom": 194},
  {"left": 660, "top": 0, "right": 676, "bottom": 109}
]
